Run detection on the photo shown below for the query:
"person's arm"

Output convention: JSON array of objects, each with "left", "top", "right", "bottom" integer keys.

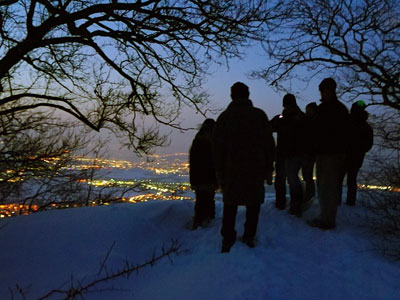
[
  {"left": 212, "top": 114, "right": 226, "bottom": 186},
  {"left": 265, "top": 115, "right": 276, "bottom": 185},
  {"left": 270, "top": 114, "right": 281, "bottom": 133},
  {"left": 365, "top": 123, "right": 374, "bottom": 152},
  {"left": 189, "top": 139, "right": 198, "bottom": 188}
]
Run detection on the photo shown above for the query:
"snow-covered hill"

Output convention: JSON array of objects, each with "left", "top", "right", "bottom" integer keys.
[{"left": 1, "top": 194, "right": 399, "bottom": 300}]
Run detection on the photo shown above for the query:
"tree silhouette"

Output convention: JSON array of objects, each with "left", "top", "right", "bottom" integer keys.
[
  {"left": 253, "top": 0, "right": 399, "bottom": 110},
  {"left": 0, "top": 0, "right": 275, "bottom": 154},
  {"left": 253, "top": 0, "right": 400, "bottom": 258}
]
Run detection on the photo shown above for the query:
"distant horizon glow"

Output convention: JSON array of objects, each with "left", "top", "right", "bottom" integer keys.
[
  {"left": 101, "top": 43, "right": 381, "bottom": 161},
  {"left": 106, "top": 45, "right": 323, "bottom": 161}
]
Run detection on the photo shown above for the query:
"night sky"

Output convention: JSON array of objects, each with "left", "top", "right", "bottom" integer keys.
[{"left": 107, "top": 44, "right": 332, "bottom": 162}]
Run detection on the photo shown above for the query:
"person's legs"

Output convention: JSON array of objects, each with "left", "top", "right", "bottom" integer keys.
[
  {"left": 346, "top": 153, "right": 364, "bottom": 206},
  {"left": 221, "top": 203, "right": 238, "bottom": 252},
  {"left": 274, "top": 158, "right": 287, "bottom": 209},
  {"left": 286, "top": 156, "right": 304, "bottom": 216},
  {"left": 192, "top": 190, "right": 203, "bottom": 229},
  {"left": 198, "top": 189, "right": 216, "bottom": 226},
  {"left": 346, "top": 166, "right": 359, "bottom": 206},
  {"left": 243, "top": 203, "right": 261, "bottom": 243},
  {"left": 206, "top": 190, "right": 216, "bottom": 219},
  {"left": 316, "top": 154, "right": 346, "bottom": 228},
  {"left": 302, "top": 154, "right": 316, "bottom": 201},
  {"left": 337, "top": 169, "right": 346, "bottom": 205}
]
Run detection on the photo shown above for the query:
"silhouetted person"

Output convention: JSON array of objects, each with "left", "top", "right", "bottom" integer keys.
[
  {"left": 271, "top": 105, "right": 288, "bottom": 210},
  {"left": 301, "top": 102, "right": 318, "bottom": 210},
  {"left": 213, "top": 82, "right": 275, "bottom": 252},
  {"left": 342, "top": 101, "right": 373, "bottom": 206},
  {"left": 271, "top": 94, "right": 305, "bottom": 216},
  {"left": 308, "top": 78, "right": 349, "bottom": 230},
  {"left": 189, "top": 118, "right": 218, "bottom": 229}
]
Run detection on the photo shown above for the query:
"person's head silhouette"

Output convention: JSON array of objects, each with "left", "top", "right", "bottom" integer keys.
[
  {"left": 306, "top": 102, "right": 318, "bottom": 116},
  {"left": 282, "top": 93, "right": 296, "bottom": 108},
  {"left": 230, "top": 82, "right": 249, "bottom": 101},
  {"left": 319, "top": 78, "right": 337, "bottom": 102},
  {"left": 350, "top": 100, "right": 369, "bottom": 120}
]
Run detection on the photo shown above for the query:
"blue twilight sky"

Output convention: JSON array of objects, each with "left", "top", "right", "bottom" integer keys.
[{"left": 105, "top": 44, "right": 330, "bottom": 162}]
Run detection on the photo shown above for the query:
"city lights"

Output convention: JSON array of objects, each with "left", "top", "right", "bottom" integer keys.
[
  {"left": 0, "top": 153, "right": 193, "bottom": 218},
  {"left": 62, "top": 157, "right": 134, "bottom": 170},
  {"left": 135, "top": 153, "right": 189, "bottom": 176},
  {"left": 1, "top": 153, "right": 398, "bottom": 219},
  {"left": 0, "top": 204, "right": 39, "bottom": 218},
  {"left": 358, "top": 184, "right": 400, "bottom": 193}
]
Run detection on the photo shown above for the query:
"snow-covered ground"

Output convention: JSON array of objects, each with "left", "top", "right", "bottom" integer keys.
[{"left": 1, "top": 192, "right": 400, "bottom": 300}]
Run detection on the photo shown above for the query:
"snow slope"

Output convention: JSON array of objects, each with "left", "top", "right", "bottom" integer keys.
[{"left": 1, "top": 193, "right": 400, "bottom": 300}]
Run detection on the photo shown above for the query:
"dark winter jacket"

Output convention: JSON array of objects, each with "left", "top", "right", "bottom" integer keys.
[
  {"left": 213, "top": 99, "right": 275, "bottom": 205},
  {"left": 314, "top": 98, "right": 350, "bottom": 155},
  {"left": 189, "top": 130, "right": 218, "bottom": 190},
  {"left": 271, "top": 104, "right": 306, "bottom": 160},
  {"left": 346, "top": 109, "right": 373, "bottom": 169},
  {"left": 303, "top": 111, "right": 318, "bottom": 156}
]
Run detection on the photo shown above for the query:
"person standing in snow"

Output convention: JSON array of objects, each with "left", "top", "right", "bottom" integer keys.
[
  {"left": 213, "top": 82, "right": 275, "bottom": 252},
  {"left": 341, "top": 100, "right": 373, "bottom": 206},
  {"left": 270, "top": 104, "right": 288, "bottom": 210},
  {"left": 271, "top": 94, "right": 306, "bottom": 217},
  {"left": 301, "top": 102, "right": 318, "bottom": 211},
  {"left": 308, "top": 78, "right": 350, "bottom": 230},
  {"left": 189, "top": 118, "right": 218, "bottom": 229}
]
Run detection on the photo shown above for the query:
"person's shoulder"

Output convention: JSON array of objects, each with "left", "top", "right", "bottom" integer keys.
[
  {"left": 294, "top": 107, "right": 305, "bottom": 119},
  {"left": 216, "top": 109, "right": 229, "bottom": 121},
  {"left": 252, "top": 107, "right": 269, "bottom": 119},
  {"left": 337, "top": 99, "right": 349, "bottom": 112},
  {"left": 271, "top": 113, "right": 282, "bottom": 122},
  {"left": 319, "top": 99, "right": 348, "bottom": 114},
  {"left": 362, "top": 119, "right": 373, "bottom": 132}
]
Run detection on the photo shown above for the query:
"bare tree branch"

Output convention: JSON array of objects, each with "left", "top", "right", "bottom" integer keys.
[
  {"left": 253, "top": 0, "right": 400, "bottom": 110},
  {"left": 32, "top": 240, "right": 181, "bottom": 300},
  {"left": 0, "top": 0, "right": 277, "bottom": 155}
]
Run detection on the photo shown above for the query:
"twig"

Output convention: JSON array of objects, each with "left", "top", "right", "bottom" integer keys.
[
  {"left": 97, "top": 240, "right": 116, "bottom": 276},
  {"left": 33, "top": 239, "right": 181, "bottom": 300}
]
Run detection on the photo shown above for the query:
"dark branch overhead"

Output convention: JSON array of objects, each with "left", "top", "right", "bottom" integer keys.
[
  {"left": 252, "top": 0, "right": 400, "bottom": 111},
  {"left": 0, "top": 0, "right": 276, "bottom": 154},
  {"left": 0, "top": 0, "right": 17, "bottom": 6}
]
